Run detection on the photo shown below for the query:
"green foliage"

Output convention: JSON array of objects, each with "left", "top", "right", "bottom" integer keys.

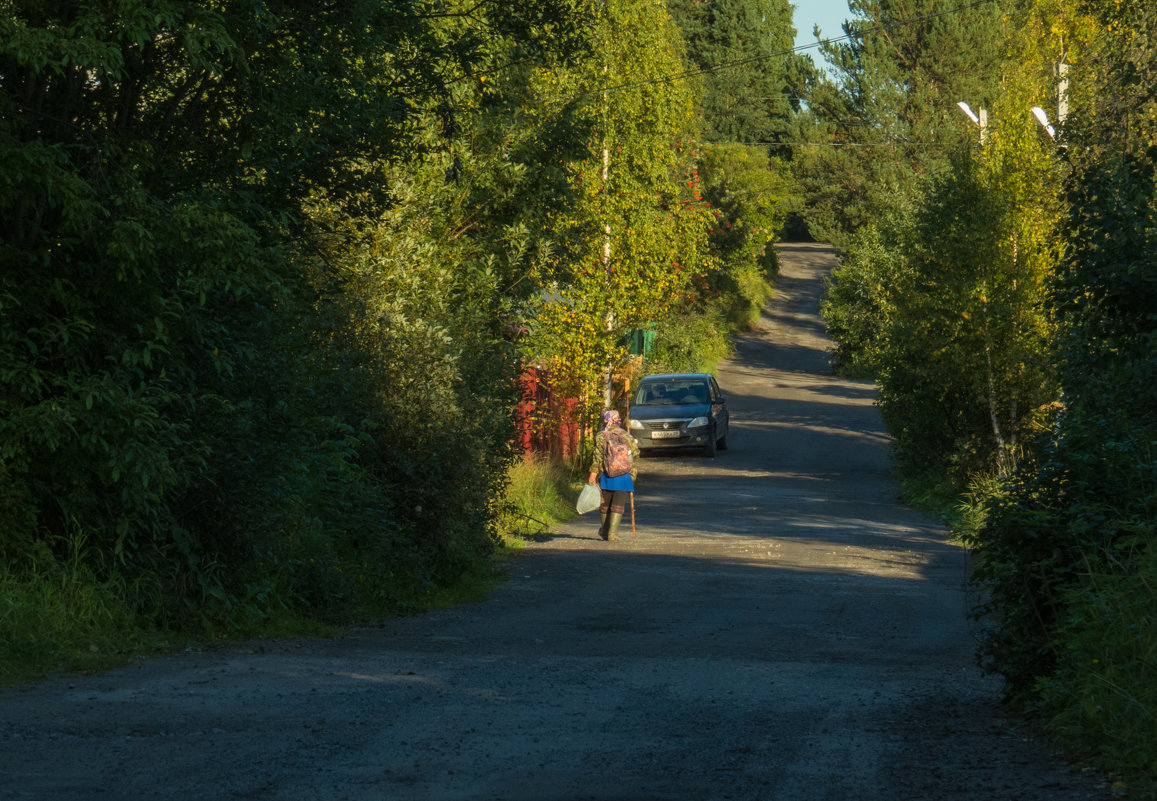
[
  {"left": 520, "top": 0, "right": 715, "bottom": 409},
  {"left": 698, "top": 143, "right": 789, "bottom": 303},
  {"left": 0, "top": 0, "right": 286, "bottom": 601},
  {"left": 1037, "top": 549, "right": 1157, "bottom": 797},
  {"left": 896, "top": 467, "right": 968, "bottom": 526},
  {"left": 795, "top": 0, "right": 1007, "bottom": 246},
  {"left": 288, "top": 143, "right": 529, "bottom": 615},
  {"left": 513, "top": 0, "right": 800, "bottom": 426},
  {"left": 879, "top": 145, "right": 1059, "bottom": 480},
  {"left": 820, "top": 220, "right": 909, "bottom": 377},
  {"left": 648, "top": 307, "right": 733, "bottom": 374},
  {"left": 667, "top": 0, "right": 806, "bottom": 148},
  {"left": 645, "top": 142, "right": 785, "bottom": 372},
  {"left": 495, "top": 454, "right": 579, "bottom": 542},
  {"left": 961, "top": 416, "right": 1157, "bottom": 711},
  {"left": 0, "top": 0, "right": 591, "bottom": 639},
  {"left": 0, "top": 0, "right": 794, "bottom": 675},
  {"left": 963, "top": 0, "right": 1155, "bottom": 667},
  {"left": 798, "top": 0, "right": 1157, "bottom": 790},
  {"left": 957, "top": 1, "right": 1156, "bottom": 791},
  {"left": 826, "top": 88, "right": 1060, "bottom": 484},
  {"left": 0, "top": 527, "right": 168, "bottom": 683}
]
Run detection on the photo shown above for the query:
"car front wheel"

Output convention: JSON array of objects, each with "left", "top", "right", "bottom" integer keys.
[{"left": 703, "top": 425, "right": 717, "bottom": 457}]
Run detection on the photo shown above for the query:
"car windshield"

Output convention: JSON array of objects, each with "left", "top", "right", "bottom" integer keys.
[{"left": 633, "top": 381, "right": 709, "bottom": 405}]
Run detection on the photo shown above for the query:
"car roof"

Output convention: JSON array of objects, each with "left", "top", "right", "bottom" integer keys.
[{"left": 638, "top": 373, "right": 712, "bottom": 382}]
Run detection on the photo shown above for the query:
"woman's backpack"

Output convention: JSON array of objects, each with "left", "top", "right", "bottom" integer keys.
[{"left": 603, "top": 430, "right": 633, "bottom": 478}]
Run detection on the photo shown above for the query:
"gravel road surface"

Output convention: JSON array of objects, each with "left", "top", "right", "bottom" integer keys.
[{"left": 1, "top": 243, "right": 1112, "bottom": 800}]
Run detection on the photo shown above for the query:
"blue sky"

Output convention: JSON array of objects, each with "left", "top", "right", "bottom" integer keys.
[{"left": 792, "top": 0, "right": 851, "bottom": 68}]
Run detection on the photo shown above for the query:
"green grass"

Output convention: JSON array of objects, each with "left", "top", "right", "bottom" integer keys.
[
  {"left": 496, "top": 453, "right": 581, "bottom": 544},
  {"left": 0, "top": 539, "right": 169, "bottom": 684},
  {"left": 1, "top": 455, "right": 587, "bottom": 685},
  {"left": 411, "top": 544, "right": 521, "bottom": 611},
  {"left": 896, "top": 466, "right": 968, "bottom": 531}
]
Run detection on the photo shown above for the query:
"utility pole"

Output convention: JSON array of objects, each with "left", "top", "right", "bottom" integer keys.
[
  {"left": 956, "top": 101, "right": 988, "bottom": 144},
  {"left": 1031, "top": 61, "right": 1069, "bottom": 141}
]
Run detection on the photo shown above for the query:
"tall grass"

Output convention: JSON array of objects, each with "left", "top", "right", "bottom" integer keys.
[
  {"left": 496, "top": 453, "right": 581, "bottom": 543},
  {"left": 1, "top": 455, "right": 588, "bottom": 684},
  {"left": 896, "top": 465, "right": 969, "bottom": 529},
  {"left": 0, "top": 530, "right": 169, "bottom": 683}
]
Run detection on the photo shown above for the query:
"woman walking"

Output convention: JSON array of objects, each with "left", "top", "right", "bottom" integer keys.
[{"left": 587, "top": 410, "right": 640, "bottom": 541}]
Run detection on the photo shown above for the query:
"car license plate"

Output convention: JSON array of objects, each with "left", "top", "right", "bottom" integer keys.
[{"left": 651, "top": 430, "right": 681, "bottom": 439}]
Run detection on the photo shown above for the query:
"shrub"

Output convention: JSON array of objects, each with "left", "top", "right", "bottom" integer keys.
[
  {"left": 648, "top": 307, "right": 732, "bottom": 374},
  {"left": 820, "top": 223, "right": 904, "bottom": 378},
  {"left": 1037, "top": 548, "right": 1157, "bottom": 797}
]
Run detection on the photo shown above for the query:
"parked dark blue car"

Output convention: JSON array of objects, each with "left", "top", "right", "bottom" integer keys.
[{"left": 628, "top": 373, "right": 729, "bottom": 457}]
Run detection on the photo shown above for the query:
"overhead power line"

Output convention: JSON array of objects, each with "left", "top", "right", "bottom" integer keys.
[
  {"left": 725, "top": 141, "right": 950, "bottom": 148},
  {"left": 548, "top": 0, "right": 1001, "bottom": 107}
]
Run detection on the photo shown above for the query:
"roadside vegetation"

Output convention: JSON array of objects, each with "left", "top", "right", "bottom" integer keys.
[
  {"left": 497, "top": 455, "right": 583, "bottom": 544},
  {"left": 811, "top": 0, "right": 1156, "bottom": 794},
  {"left": 7, "top": 1, "right": 1150, "bottom": 794},
  {"left": 1, "top": 0, "right": 801, "bottom": 684}
]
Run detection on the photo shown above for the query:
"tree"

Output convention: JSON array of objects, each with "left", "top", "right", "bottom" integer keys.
[
  {"left": 518, "top": 0, "right": 714, "bottom": 410},
  {"left": 796, "top": 0, "right": 1007, "bottom": 246},
  {"left": 816, "top": 0, "right": 1064, "bottom": 483},
  {"left": 667, "top": 0, "right": 805, "bottom": 147},
  {"left": 875, "top": 121, "right": 1061, "bottom": 480},
  {"left": 966, "top": 0, "right": 1156, "bottom": 705},
  {"left": 0, "top": 0, "right": 590, "bottom": 621}
]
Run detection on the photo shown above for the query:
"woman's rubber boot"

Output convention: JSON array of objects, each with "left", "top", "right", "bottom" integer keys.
[
  {"left": 605, "top": 512, "right": 623, "bottom": 541},
  {"left": 598, "top": 512, "right": 610, "bottom": 540}
]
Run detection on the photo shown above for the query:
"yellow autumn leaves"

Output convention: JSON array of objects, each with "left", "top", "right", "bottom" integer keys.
[{"left": 522, "top": 0, "right": 717, "bottom": 394}]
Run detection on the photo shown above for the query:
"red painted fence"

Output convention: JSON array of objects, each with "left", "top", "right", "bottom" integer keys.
[
  {"left": 513, "top": 359, "right": 642, "bottom": 460},
  {"left": 514, "top": 367, "right": 581, "bottom": 460}
]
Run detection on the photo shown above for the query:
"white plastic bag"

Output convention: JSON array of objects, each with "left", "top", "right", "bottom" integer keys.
[{"left": 576, "top": 483, "right": 600, "bottom": 515}]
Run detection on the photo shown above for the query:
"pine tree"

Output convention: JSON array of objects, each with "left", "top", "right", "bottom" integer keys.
[
  {"left": 667, "top": 0, "right": 804, "bottom": 146},
  {"left": 797, "top": 0, "right": 1007, "bottom": 245}
]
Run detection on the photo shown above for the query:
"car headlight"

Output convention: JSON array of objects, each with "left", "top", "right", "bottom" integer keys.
[
  {"left": 629, "top": 418, "right": 645, "bottom": 430},
  {"left": 688, "top": 416, "right": 709, "bottom": 428}
]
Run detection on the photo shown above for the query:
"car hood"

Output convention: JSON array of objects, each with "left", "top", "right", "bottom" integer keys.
[{"left": 628, "top": 403, "right": 710, "bottom": 421}]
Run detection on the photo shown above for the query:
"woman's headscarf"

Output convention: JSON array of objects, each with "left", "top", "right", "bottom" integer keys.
[{"left": 601, "top": 409, "right": 622, "bottom": 431}]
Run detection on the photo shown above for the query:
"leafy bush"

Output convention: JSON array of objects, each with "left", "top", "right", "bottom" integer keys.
[
  {"left": 1037, "top": 547, "right": 1157, "bottom": 797},
  {"left": 813, "top": 0, "right": 1157, "bottom": 791},
  {"left": 0, "top": 1, "right": 580, "bottom": 638},
  {"left": 956, "top": 5, "right": 1157, "bottom": 790},
  {"left": 648, "top": 308, "right": 732, "bottom": 374},
  {"left": 647, "top": 142, "right": 785, "bottom": 373},
  {"left": 820, "top": 222, "right": 906, "bottom": 378}
]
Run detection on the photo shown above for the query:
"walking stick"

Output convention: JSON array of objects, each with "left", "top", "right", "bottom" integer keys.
[{"left": 630, "top": 491, "right": 636, "bottom": 537}]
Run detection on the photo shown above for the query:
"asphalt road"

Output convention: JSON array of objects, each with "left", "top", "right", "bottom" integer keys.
[{"left": 1, "top": 243, "right": 1112, "bottom": 800}]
